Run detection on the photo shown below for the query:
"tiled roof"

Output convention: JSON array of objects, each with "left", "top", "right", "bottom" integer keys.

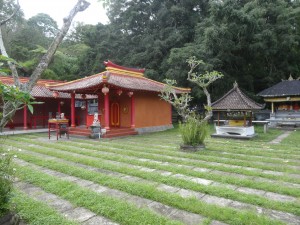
[
  {"left": 0, "top": 76, "right": 86, "bottom": 99},
  {"left": 47, "top": 62, "right": 190, "bottom": 94},
  {"left": 212, "top": 82, "right": 263, "bottom": 111},
  {"left": 257, "top": 80, "right": 300, "bottom": 97}
]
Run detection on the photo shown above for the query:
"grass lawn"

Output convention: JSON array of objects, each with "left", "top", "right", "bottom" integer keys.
[{"left": 2, "top": 125, "right": 300, "bottom": 225}]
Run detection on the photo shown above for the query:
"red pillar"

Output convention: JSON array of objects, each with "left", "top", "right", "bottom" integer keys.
[
  {"left": 58, "top": 100, "right": 61, "bottom": 114},
  {"left": 85, "top": 100, "right": 88, "bottom": 127},
  {"left": 104, "top": 93, "right": 110, "bottom": 130},
  {"left": 98, "top": 94, "right": 101, "bottom": 122},
  {"left": 71, "top": 93, "right": 76, "bottom": 127},
  {"left": 23, "top": 105, "right": 28, "bottom": 130},
  {"left": 130, "top": 94, "right": 135, "bottom": 128}
]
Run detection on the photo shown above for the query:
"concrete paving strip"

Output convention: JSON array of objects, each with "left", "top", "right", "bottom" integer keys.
[
  {"left": 14, "top": 159, "right": 226, "bottom": 225},
  {"left": 14, "top": 158, "right": 300, "bottom": 225},
  {"left": 269, "top": 131, "right": 292, "bottom": 144},
  {"left": 68, "top": 139, "right": 300, "bottom": 180},
  {"left": 13, "top": 146, "right": 300, "bottom": 205},
  {"left": 14, "top": 181, "right": 118, "bottom": 225}
]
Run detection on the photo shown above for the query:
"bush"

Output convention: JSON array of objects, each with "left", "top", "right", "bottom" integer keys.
[
  {"left": 0, "top": 139, "right": 14, "bottom": 216},
  {"left": 179, "top": 117, "right": 208, "bottom": 146}
]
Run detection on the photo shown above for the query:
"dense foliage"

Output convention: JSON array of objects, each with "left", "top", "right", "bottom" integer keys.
[{"left": 2, "top": 0, "right": 300, "bottom": 103}]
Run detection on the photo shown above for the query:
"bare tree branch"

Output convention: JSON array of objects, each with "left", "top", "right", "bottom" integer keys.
[
  {"left": 0, "top": 0, "right": 21, "bottom": 87},
  {"left": 26, "top": 0, "right": 90, "bottom": 91}
]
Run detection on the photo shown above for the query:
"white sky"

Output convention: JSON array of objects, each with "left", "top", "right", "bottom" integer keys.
[{"left": 18, "top": 0, "right": 109, "bottom": 27}]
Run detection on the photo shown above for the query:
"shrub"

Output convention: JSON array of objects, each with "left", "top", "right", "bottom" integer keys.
[
  {"left": 0, "top": 139, "right": 14, "bottom": 216},
  {"left": 179, "top": 117, "right": 208, "bottom": 146}
]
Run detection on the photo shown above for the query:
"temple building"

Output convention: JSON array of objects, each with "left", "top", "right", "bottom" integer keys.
[
  {"left": 257, "top": 76, "right": 300, "bottom": 127},
  {"left": 2, "top": 61, "right": 190, "bottom": 138},
  {"left": 211, "top": 82, "right": 263, "bottom": 138}
]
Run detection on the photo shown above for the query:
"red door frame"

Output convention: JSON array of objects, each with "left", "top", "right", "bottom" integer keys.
[{"left": 110, "top": 102, "right": 120, "bottom": 127}]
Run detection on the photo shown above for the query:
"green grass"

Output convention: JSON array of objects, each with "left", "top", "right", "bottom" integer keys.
[
  {"left": 10, "top": 191, "right": 78, "bottom": 225},
  {"left": 3, "top": 127, "right": 300, "bottom": 224}
]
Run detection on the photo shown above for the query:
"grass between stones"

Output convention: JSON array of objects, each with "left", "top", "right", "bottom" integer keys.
[
  {"left": 13, "top": 165, "right": 182, "bottom": 225},
  {"left": 12, "top": 157, "right": 281, "bottom": 225},
  {"left": 10, "top": 190, "right": 78, "bottom": 225},
  {"left": 4, "top": 128, "right": 300, "bottom": 224},
  {"left": 5, "top": 139, "right": 300, "bottom": 218},
  {"left": 8, "top": 137, "right": 300, "bottom": 196}
]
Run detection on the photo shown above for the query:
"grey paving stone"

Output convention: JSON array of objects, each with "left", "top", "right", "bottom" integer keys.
[
  {"left": 47, "top": 198, "right": 74, "bottom": 212},
  {"left": 264, "top": 192, "right": 297, "bottom": 202},
  {"left": 265, "top": 209, "right": 300, "bottom": 225},
  {"left": 193, "top": 167, "right": 211, "bottom": 173},
  {"left": 202, "top": 195, "right": 233, "bottom": 207},
  {"left": 210, "top": 221, "right": 228, "bottom": 225},
  {"left": 235, "top": 187, "right": 266, "bottom": 196},
  {"left": 169, "top": 209, "right": 205, "bottom": 225},
  {"left": 148, "top": 202, "right": 177, "bottom": 217},
  {"left": 123, "top": 195, "right": 153, "bottom": 208},
  {"left": 120, "top": 175, "right": 142, "bottom": 182},
  {"left": 88, "top": 184, "right": 109, "bottom": 194},
  {"left": 102, "top": 189, "right": 129, "bottom": 199},
  {"left": 83, "top": 216, "right": 119, "bottom": 225},
  {"left": 229, "top": 200, "right": 257, "bottom": 211},
  {"left": 210, "top": 182, "right": 238, "bottom": 190},
  {"left": 157, "top": 184, "right": 180, "bottom": 193},
  {"left": 262, "top": 170, "right": 284, "bottom": 176},
  {"left": 157, "top": 170, "right": 173, "bottom": 176},
  {"left": 139, "top": 167, "right": 156, "bottom": 172},
  {"left": 191, "top": 177, "right": 213, "bottom": 185},
  {"left": 177, "top": 189, "right": 205, "bottom": 199},
  {"left": 73, "top": 179, "right": 95, "bottom": 187},
  {"left": 172, "top": 173, "right": 193, "bottom": 180},
  {"left": 64, "top": 207, "right": 96, "bottom": 223}
]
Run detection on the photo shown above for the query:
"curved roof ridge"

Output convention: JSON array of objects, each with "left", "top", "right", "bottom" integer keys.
[{"left": 212, "top": 82, "right": 263, "bottom": 111}]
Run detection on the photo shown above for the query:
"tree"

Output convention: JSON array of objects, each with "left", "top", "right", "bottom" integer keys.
[
  {"left": 160, "top": 57, "right": 223, "bottom": 147},
  {"left": 0, "top": 0, "right": 90, "bottom": 129}
]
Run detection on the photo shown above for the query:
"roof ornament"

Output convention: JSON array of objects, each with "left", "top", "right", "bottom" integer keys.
[
  {"left": 288, "top": 74, "right": 294, "bottom": 81},
  {"left": 233, "top": 81, "right": 238, "bottom": 88}
]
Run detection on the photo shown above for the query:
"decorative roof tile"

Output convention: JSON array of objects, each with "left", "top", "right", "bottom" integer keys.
[
  {"left": 212, "top": 82, "right": 263, "bottom": 111},
  {"left": 47, "top": 61, "right": 190, "bottom": 94},
  {"left": 257, "top": 80, "right": 300, "bottom": 97},
  {"left": 0, "top": 76, "right": 86, "bottom": 99}
]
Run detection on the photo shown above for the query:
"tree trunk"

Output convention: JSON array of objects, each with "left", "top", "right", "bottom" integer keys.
[{"left": 0, "top": 0, "right": 90, "bottom": 130}]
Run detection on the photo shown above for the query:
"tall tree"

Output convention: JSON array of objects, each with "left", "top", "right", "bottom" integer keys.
[{"left": 0, "top": 0, "right": 90, "bottom": 128}]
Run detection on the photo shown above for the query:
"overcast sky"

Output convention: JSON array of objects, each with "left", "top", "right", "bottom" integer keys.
[{"left": 18, "top": 0, "right": 109, "bottom": 27}]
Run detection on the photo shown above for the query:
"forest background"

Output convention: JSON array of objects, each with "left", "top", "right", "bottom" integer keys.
[{"left": 1, "top": 0, "right": 300, "bottom": 105}]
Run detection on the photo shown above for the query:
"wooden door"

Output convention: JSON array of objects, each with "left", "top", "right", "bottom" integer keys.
[{"left": 110, "top": 102, "right": 120, "bottom": 127}]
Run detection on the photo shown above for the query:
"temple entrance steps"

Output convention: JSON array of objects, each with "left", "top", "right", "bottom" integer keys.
[
  {"left": 102, "top": 127, "right": 138, "bottom": 138},
  {"left": 69, "top": 126, "right": 138, "bottom": 138},
  {"left": 69, "top": 126, "right": 91, "bottom": 137}
]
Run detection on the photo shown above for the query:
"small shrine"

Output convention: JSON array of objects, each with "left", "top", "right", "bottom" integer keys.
[
  {"left": 257, "top": 76, "right": 300, "bottom": 128},
  {"left": 211, "top": 82, "right": 263, "bottom": 139}
]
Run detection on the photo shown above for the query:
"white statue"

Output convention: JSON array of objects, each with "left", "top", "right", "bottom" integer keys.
[
  {"left": 92, "top": 112, "right": 100, "bottom": 126},
  {"left": 60, "top": 113, "right": 65, "bottom": 119}
]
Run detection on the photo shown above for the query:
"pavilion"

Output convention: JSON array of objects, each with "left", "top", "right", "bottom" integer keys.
[
  {"left": 257, "top": 76, "right": 300, "bottom": 127},
  {"left": 211, "top": 82, "right": 263, "bottom": 139}
]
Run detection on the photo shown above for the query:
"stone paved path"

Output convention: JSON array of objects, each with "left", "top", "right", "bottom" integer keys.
[
  {"left": 14, "top": 155, "right": 300, "bottom": 225},
  {"left": 270, "top": 131, "right": 292, "bottom": 144},
  {"left": 21, "top": 143, "right": 300, "bottom": 204},
  {"left": 14, "top": 181, "right": 118, "bottom": 225},
  {"left": 14, "top": 158, "right": 226, "bottom": 225}
]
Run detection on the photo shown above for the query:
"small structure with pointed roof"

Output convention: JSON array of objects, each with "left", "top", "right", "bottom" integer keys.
[
  {"left": 257, "top": 75, "right": 300, "bottom": 127},
  {"left": 211, "top": 82, "right": 263, "bottom": 138}
]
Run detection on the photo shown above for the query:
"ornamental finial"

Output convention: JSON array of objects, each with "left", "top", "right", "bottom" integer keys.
[
  {"left": 288, "top": 74, "right": 294, "bottom": 81},
  {"left": 233, "top": 81, "right": 238, "bottom": 88}
]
